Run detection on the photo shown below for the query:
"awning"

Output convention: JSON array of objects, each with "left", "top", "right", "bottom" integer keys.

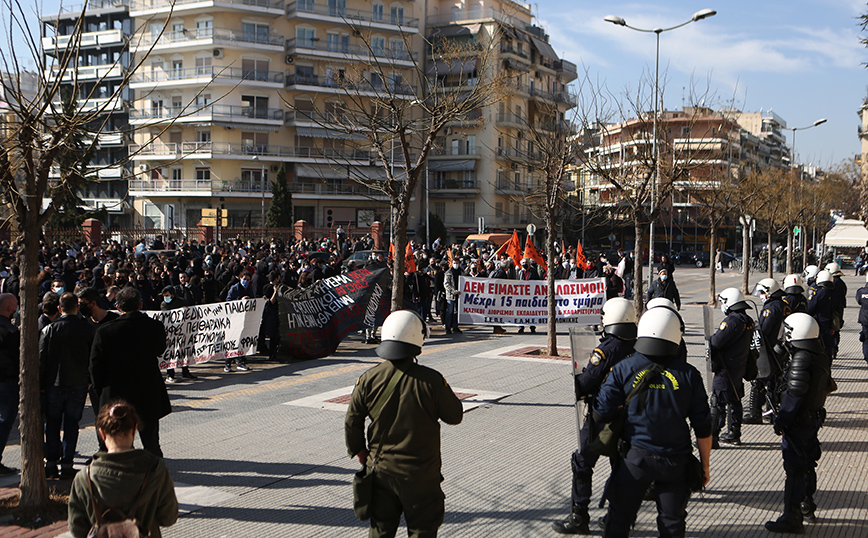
[
  {"left": 427, "top": 159, "right": 477, "bottom": 171},
  {"left": 530, "top": 35, "right": 558, "bottom": 60},
  {"left": 295, "top": 127, "right": 366, "bottom": 141},
  {"left": 296, "top": 164, "right": 346, "bottom": 180},
  {"left": 429, "top": 24, "right": 480, "bottom": 39},
  {"left": 349, "top": 166, "right": 389, "bottom": 181},
  {"left": 213, "top": 122, "right": 279, "bottom": 132},
  {"left": 503, "top": 58, "right": 529, "bottom": 72},
  {"left": 823, "top": 220, "right": 868, "bottom": 248},
  {"left": 427, "top": 57, "right": 478, "bottom": 76}
]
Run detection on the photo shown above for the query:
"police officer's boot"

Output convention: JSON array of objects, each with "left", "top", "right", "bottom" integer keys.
[
  {"left": 742, "top": 381, "right": 763, "bottom": 424},
  {"left": 800, "top": 496, "right": 817, "bottom": 523},
  {"left": 552, "top": 503, "right": 590, "bottom": 535},
  {"left": 720, "top": 405, "right": 742, "bottom": 445},
  {"left": 765, "top": 477, "right": 805, "bottom": 534}
]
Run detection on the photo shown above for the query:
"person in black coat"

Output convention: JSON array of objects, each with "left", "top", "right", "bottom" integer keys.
[
  {"left": 645, "top": 268, "right": 681, "bottom": 310},
  {"left": 90, "top": 287, "right": 170, "bottom": 457},
  {"left": 856, "top": 275, "right": 868, "bottom": 366}
]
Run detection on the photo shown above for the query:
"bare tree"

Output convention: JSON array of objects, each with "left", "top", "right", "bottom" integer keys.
[{"left": 283, "top": 25, "right": 509, "bottom": 310}]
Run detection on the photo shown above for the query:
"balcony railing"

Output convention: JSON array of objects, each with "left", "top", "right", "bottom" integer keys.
[
  {"left": 426, "top": 6, "right": 530, "bottom": 26},
  {"left": 42, "top": 29, "right": 124, "bottom": 51},
  {"left": 130, "top": 141, "right": 372, "bottom": 160},
  {"left": 50, "top": 96, "right": 125, "bottom": 113},
  {"left": 56, "top": 0, "right": 128, "bottom": 14},
  {"left": 128, "top": 179, "right": 272, "bottom": 193},
  {"left": 288, "top": 182, "right": 388, "bottom": 196},
  {"left": 496, "top": 112, "right": 525, "bottom": 125},
  {"left": 286, "top": 74, "right": 416, "bottom": 95},
  {"left": 130, "top": 65, "right": 284, "bottom": 84},
  {"left": 431, "top": 179, "right": 477, "bottom": 190},
  {"left": 130, "top": 0, "right": 284, "bottom": 12},
  {"left": 129, "top": 104, "right": 284, "bottom": 122},
  {"left": 499, "top": 44, "right": 528, "bottom": 59},
  {"left": 286, "top": 38, "right": 417, "bottom": 62},
  {"left": 430, "top": 145, "right": 480, "bottom": 157},
  {"left": 134, "top": 26, "right": 284, "bottom": 48},
  {"left": 286, "top": 2, "right": 419, "bottom": 29},
  {"left": 285, "top": 110, "right": 351, "bottom": 125},
  {"left": 46, "top": 64, "right": 124, "bottom": 82}
]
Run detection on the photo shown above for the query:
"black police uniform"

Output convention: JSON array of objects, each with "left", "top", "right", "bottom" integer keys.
[
  {"left": 830, "top": 274, "right": 847, "bottom": 359},
  {"left": 709, "top": 308, "right": 754, "bottom": 444},
  {"left": 744, "top": 294, "right": 790, "bottom": 424},
  {"left": 595, "top": 352, "right": 711, "bottom": 538},
  {"left": 766, "top": 339, "right": 831, "bottom": 533},
  {"left": 806, "top": 283, "right": 834, "bottom": 361},
  {"left": 783, "top": 288, "right": 807, "bottom": 314},
  {"left": 855, "top": 284, "right": 868, "bottom": 365},
  {"left": 553, "top": 333, "right": 635, "bottom": 534}
]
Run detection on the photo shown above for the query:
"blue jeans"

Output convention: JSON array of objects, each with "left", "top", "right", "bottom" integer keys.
[
  {"left": 0, "top": 381, "right": 18, "bottom": 465},
  {"left": 43, "top": 385, "right": 88, "bottom": 469},
  {"left": 445, "top": 300, "right": 458, "bottom": 331}
]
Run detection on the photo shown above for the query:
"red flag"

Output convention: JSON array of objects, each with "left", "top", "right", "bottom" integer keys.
[
  {"left": 561, "top": 239, "right": 568, "bottom": 258},
  {"left": 389, "top": 242, "right": 394, "bottom": 263},
  {"left": 575, "top": 239, "right": 587, "bottom": 269},
  {"left": 524, "top": 237, "right": 548, "bottom": 272},
  {"left": 506, "top": 232, "right": 523, "bottom": 266},
  {"left": 447, "top": 248, "right": 454, "bottom": 266},
  {"left": 495, "top": 230, "right": 519, "bottom": 257},
  {"left": 405, "top": 241, "right": 416, "bottom": 273}
]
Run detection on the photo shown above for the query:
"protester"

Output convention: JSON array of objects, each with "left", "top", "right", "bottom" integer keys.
[{"left": 0, "top": 293, "right": 19, "bottom": 476}]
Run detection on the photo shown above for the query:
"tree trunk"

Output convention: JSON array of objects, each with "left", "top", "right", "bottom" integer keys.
[
  {"left": 786, "top": 229, "right": 794, "bottom": 275},
  {"left": 633, "top": 222, "right": 645, "bottom": 314},
  {"left": 742, "top": 219, "right": 751, "bottom": 294},
  {"left": 708, "top": 225, "right": 717, "bottom": 305},
  {"left": 17, "top": 223, "right": 48, "bottom": 507},
  {"left": 545, "top": 214, "right": 557, "bottom": 356},
  {"left": 767, "top": 228, "right": 774, "bottom": 278},
  {"left": 390, "top": 201, "right": 407, "bottom": 312}
]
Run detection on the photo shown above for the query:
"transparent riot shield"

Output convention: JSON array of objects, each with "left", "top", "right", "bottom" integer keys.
[
  {"left": 702, "top": 305, "right": 715, "bottom": 394},
  {"left": 569, "top": 326, "right": 599, "bottom": 452}
]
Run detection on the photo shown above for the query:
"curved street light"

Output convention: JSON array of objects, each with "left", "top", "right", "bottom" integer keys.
[
  {"left": 787, "top": 117, "right": 826, "bottom": 271},
  {"left": 790, "top": 118, "right": 827, "bottom": 167},
  {"left": 604, "top": 9, "right": 717, "bottom": 288}
]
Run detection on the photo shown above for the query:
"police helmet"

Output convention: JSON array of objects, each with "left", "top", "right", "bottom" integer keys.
[
  {"left": 718, "top": 287, "right": 750, "bottom": 313},
  {"left": 783, "top": 274, "right": 805, "bottom": 294},
  {"left": 824, "top": 262, "right": 843, "bottom": 277},
  {"left": 376, "top": 310, "right": 427, "bottom": 360},
  {"left": 803, "top": 265, "right": 819, "bottom": 282},
  {"left": 752, "top": 278, "right": 782, "bottom": 299},
  {"left": 600, "top": 298, "right": 637, "bottom": 340},
  {"left": 646, "top": 297, "right": 676, "bottom": 310},
  {"left": 816, "top": 270, "right": 834, "bottom": 288},
  {"left": 633, "top": 307, "right": 684, "bottom": 357},
  {"left": 782, "top": 313, "right": 824, "bottom": 353}
]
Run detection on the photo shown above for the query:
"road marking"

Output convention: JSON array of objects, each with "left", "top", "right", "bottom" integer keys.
[{"left": 284, "top": 386, "right": 509, "bottom": 413}]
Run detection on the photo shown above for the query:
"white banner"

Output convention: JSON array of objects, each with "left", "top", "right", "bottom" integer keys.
[
  {"left": 457, "top": 277, "right": 606, "bottom": 326},
  {"left": 147, "top": 298, "right": 266, "bottom": 368}
]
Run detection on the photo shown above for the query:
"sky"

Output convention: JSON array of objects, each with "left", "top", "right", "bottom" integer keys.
[
  {"left": 535, "top": 0, "right": 867, "bottom": 169},
  {"left": 11, "top": 0, "right": 867, "bottom": 169}
]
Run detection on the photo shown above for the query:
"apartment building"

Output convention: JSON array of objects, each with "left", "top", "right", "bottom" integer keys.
[
  {"left": 40, "top": 0, "right": 134, "bottom": 225},
  {"left": 425, "top": 0, "right": 577, "bottom": 236},
  {"left": 126, "top": 0, "right": 421, "bottom": 231},
  {"left": 731, "top": 109, "right": 789, "bottom": 169}
]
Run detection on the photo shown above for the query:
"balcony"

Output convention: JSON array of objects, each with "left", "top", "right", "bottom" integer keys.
[
  {"left": 430, "top": 145, "right": 481, "bottom": 157},
  {"left": 132, "top": 27, "right": 284, "bottom": 52},
  {"left": 128, "top": 104, "right": 284, "bottom": 125},
  {"left": 130, "top": 65, "right": 284, "bottom": 89},
  {"left": 130, "top": 141, "right": 372, "bottom": 162},
  {"left": 50, "top": 0, "right": 129, "bottom": 16},
  {"left": 284, "top": 109, "right": 349, "bottom": 126},
  {"left": 46, "top": 63, "right": 124, "bottom": 82},
  {"left": 286, "top": 2, "right": 419, "bottom": 32},
  {"left": 286, "top": 38, "right": 417, "bottom": 64},
  {"left": 496, "top": 112, "right": 525, "bottom": 127},
  {"left": 285, "top": 74, "right": 416, "bottom": 96},
  {"left": 426, "top": 6, "right": 530, "bottom": 27},
  {"left": 431, "top": 179, "right": 478, "bottom": 190},
  {"left": 128, "top": 178, "right": 275, "bottom": 197},
  {"left": 130, "top": 0, "right": 284, "bottom": 18},
  {"left": 288, "top": 182, "right": 390, "bottom": 199},
  {"left": 554, "top": 59, "right": 578, "bottom": 82},
  {"left": 499, "top": 44, "right": 529, "bottom": 60},
  {"left": 42, "top": 29, "right": 124, "bottom": 53},
  {"left": 495, "top": 178, "right": 525, "bottom": 193},
  {"left": 50, "top": 96, "right": 125, "bottom": 114}
]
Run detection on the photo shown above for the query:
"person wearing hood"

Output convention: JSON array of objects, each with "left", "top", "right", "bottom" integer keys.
[
  {"left": 645, "top": 268, "right": 680, "bottom": 310},
  {"left": 709, "top": 288, "right": 755, "bottom": 448},
  {"left": 345, "top": 311, "right": 463, "bottom": 538}
]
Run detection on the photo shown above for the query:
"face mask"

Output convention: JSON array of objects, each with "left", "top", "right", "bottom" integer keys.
[
  {"left": 452, "top": 263, "right": 459, "bottom": 270},
  {"left": 241, "top": 279, "right": 251, "bottom": 288},
  {"left": 52, "top": 287, "right": 64, "bottom": 294},
  {"left": 720, "top": 304, "right": 728, "bottom": 314},
  {"left": 164, "top": 296, "right": 172, "bottom": 304},
  {"left": 660, "top": 275, "right": 667, "bottom": 282},
  {"left": 570, "top": 263, "right": 576, "bottom": 269}
]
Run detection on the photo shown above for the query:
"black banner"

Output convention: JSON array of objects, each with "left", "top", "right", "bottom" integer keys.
[{"left": 276, "top": 264, "right": 392, "bottom": 360}]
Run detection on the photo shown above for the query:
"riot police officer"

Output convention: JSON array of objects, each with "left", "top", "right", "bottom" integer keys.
[
  {"left": 709, "top": 288, "right": 755, "bottom": 447},
  {"left": 744, "top": 279, "right": 790, "bottom": 424},
  {"left": 855, "top": 275, "right": 868, "bottom": 366},
  {"left": 802, "top": 265, "right": 819, "bottom": 288},
  {"left": 553, "top": 298, "right": 637, "bottom": 535},
  {"left": 765, "top": 313, "right": 832, "bottom": 534},
  {"left": 595, "top": 307, "right": 712, "bottom": 538},
  {"left": 824, "top": 262, "right": 846, "bottom": 360},
  {"left": 782, "top": 274, "right": 807, "bottom": 314},
  {"left": 806, "top": 270, "right": 835, "bottom": 361}
]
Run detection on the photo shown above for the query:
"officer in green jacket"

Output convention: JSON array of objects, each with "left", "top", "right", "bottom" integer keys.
[{"left": 346, "top": 310, "right": 463, "bottom": 538}]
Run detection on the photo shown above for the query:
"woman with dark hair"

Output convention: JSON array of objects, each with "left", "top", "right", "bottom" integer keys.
[{"left": 68, "top": 400, "right": 178, "bottom": 538}]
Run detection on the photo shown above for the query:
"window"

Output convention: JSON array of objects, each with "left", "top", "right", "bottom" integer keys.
[
  {"left": 370, "top": 71, "right": 383, "bottom": 89},
  {"left": 495, "top": 202, "right": 503, "bottom": 218},
  {"left": 171, "top": 59, "right": 183, "bottom": 79},
  {"left": 197, "top": 130, "right": 211, "bottom": 143},
  {"left": 171, "top": 168, "right": 182, "bottom": 181},
  {"left": 171, "top": 23, "right": 184, "bottom": 37},
  {"left": 242, "top": 22, "right": 270, "bottom": 44},
  {"left": 298, "top": 0, "right": 314, "bottom": 10},
  {"left": 241, "top": 95, "right": 268, "bottom": 118},
  {"left": 327, "top": 0, "right": 346, "bottom": 17},
  {"left": 372, "top": 3, "right": 384, "bottom": 21},
  {"left": 241, "top": 58, "right": 269, "bottom": 81},
  {"left": 496, "top": 169, "right": 504, "bottom": 189},
  {"left": 389, "top": 38, "right": 405, "bottom": 59},
  {"left": 463, "top": 202, "right": 475, "bottom": 223},
  {"left": 195, "top": 94, "right": 211, "bottom": 107},
  {"left": 196, "top": 19, "right": 213, "bottom": 38},
  {"left": 195, "top": 55, "right": 212, "bottom": 75},
  {"left": 241, "top": 131, "right": 268, "bottom": 154},
  {"left": 390, "top": 5, "right": 404, "bottom": 25},
  {"left": 143, "top": 202, "right": 162, "bottom": 229},
  {"left": 296, "top": 27, "right": 316, "bottom": 48},
  {"left": 326, "top": 33, "right": 341, "bottom": 52},
  {"left": 434, "top": 202, "right": 446, "bottom": 221},
  {"left": 371, "top": 37, "right": 385, "bottom": 57},
  {"left": 514, "top": 171, "right": 521, "bottom": 188},
  {"left": 465, "top": 135, "right": 476, "bottom": 155},
  {"left": 451, "top": 139, "right": 460, "bottom": 155},
  {"left": 241, "top": 168, "right": 267, "bottom": 190},
  {"left": 295, "top": 65, "right": 314, "bottom": 83},
  {"left": 195, "top": 168, "right": 210, "bottom": 181}
]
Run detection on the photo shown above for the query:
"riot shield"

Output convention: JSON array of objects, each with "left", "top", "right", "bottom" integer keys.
[
  {"left": 569, "top": 326, "right": 598, "bottom": 451},
  {"left": 702, "top": 305, "right": 715, "bottom": 394}
]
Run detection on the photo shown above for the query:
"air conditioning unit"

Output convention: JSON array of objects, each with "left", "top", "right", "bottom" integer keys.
[
  {"left": 213, "top": 48, "right": 224, "bottom": 58},
  {"left": 270, "top": 165, "right": 280, "bottom": 172},
  {"left": 353, "top": 29, "right": 361, "bottom": 37},
  {"left": 285, "top": 55, "right": 294, "bottom": 64}
]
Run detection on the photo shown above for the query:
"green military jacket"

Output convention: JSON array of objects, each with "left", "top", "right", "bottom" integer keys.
[{"left": 345, "top": 358, "right": 463, "bottom": 482}]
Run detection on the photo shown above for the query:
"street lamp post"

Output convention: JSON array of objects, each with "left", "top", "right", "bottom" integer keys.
[
  {"left": 604, "top": 8, "right": 716, "bottom": 288},
  {"left": 789, "top": 118, "right": 827, "bottom": 268},
  {"left": 252, "top": 155, "right": 266, "bottom": 241}
]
